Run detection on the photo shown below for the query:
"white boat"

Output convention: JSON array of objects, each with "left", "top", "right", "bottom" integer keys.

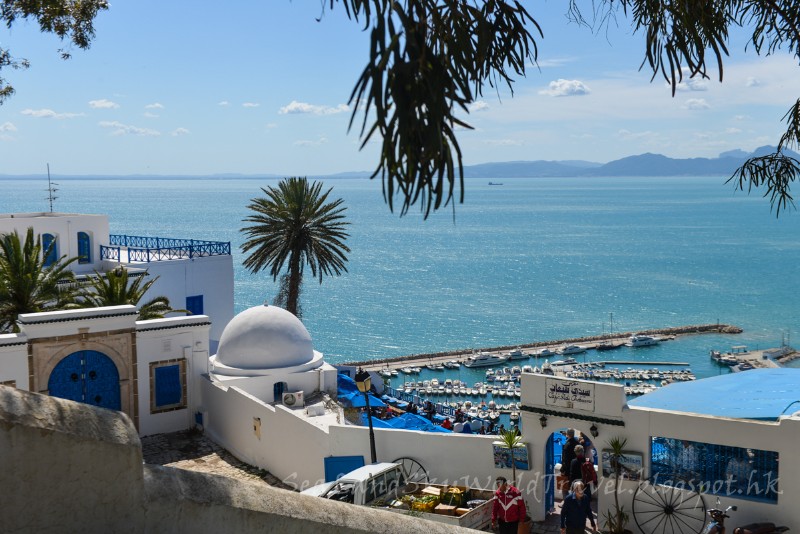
[
  {"left": 541, "top": 360, "right": 554, "bottom": 375},
  {"left": 443, "top": 360, "right": 460, "bottom": 369},
  {"left": 558, "top": 345, "right": 587, "bottom": 355},
  {"left": 506, "top": 348, "right": 529, "bottom": 360},
  {"left": 629, "top": 334, "right": 660, "bottom": 347},
  {"left": 536, "top": 348, "right": 557, "bottom": 357},
  {"left": 551, "top": 357, "right": 578, "bottom": 367},
  {"left": 464, "top": 352, "right": 509, "bottom": 368},
  {"left": 521, "top": 365, "right": 534, "bottom": 374}
]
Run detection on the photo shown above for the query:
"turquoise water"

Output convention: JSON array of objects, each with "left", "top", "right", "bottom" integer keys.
[{"left": 2, "top": 175, "right": 798, "bottom": 377}]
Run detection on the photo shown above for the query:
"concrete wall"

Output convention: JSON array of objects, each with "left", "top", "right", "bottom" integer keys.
[{"left": 0, "top": 385, "right": 468, "bottom": 534}]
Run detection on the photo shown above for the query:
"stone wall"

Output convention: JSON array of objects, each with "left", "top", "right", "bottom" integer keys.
[{"left": 0, "top": 385, "right": 470, "bottom": 534}]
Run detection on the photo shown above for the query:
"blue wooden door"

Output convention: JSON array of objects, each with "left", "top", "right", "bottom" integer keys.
[{"left": 48, "top": 351, "right": 121, "bottom": 411}]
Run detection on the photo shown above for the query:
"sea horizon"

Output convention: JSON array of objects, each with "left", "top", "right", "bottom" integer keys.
[{"left": 2, "top": 175, "right": 798, "bottom": 378}]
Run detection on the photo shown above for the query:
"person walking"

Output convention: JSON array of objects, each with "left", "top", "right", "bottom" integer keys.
[
  {"left": 491, "top": 476, "right": 527, "bottom": 534},
  {"left": 561, "top": 429, "right": 579, "bottom": 476},
  {"left": 560, "top": 480, "right": 596, "bottom": 534}
]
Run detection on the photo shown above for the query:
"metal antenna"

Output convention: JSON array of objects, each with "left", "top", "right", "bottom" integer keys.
[{"left": 46, "top": 163, "right": 58, "bottom": 212}]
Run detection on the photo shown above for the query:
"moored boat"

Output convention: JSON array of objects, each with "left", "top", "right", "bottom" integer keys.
[
  {"left": 628, "top": 334, "right": 660, "bottom": 347},
  {"left": 557, "top": 345, "right": 587, "bottom": 355},
  {"left": 464, "top": 352, "right": 509, "bottom": 368}
]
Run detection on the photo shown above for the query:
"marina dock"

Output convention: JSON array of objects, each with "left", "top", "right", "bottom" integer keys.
[{"left": 347, "top": 323, "right": 741, "bottom": 371}]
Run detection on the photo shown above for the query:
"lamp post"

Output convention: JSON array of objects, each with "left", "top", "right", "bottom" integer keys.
[{"left": 355, "top": 367, "right": 378, "bottom": 464}]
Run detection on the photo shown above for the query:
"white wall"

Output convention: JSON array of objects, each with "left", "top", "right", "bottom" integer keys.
[
  {"left": 0, "top": 212, "right": 110, "bottom": 275},
  {"left": 0, "top": 334, "right": 29, "bottom": 388},
  {"left": 119, "top": 254, "right": 234, "bottom": 344},
  {"left": 135, "top": 316, "right": 211, "bottom": 437}
]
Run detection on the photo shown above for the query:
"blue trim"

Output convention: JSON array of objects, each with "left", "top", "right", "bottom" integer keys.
[
  {"left": 102, "top": 235, "right": 231, "bottom": 263},
  {"left": 77, "top": 232, "right": 91, "bottom": 264},
  {"left": 42, "top": 233, "right": 57, "bottom": 266},
  {"left": 186, "top": 295, "right": 203, "bottom": 316}
]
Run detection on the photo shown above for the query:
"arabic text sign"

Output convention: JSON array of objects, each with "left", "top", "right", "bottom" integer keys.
[{"left": 545, "top": 379, "right": 595, "bottom": 411}]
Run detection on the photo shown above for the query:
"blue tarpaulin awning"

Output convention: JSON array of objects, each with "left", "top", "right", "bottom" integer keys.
[
  {"left": 629, "top": 368, "right": 800, "bottom": 421},
  {"left": 337, "top": 373, "right": 386, "bottom": 408}
]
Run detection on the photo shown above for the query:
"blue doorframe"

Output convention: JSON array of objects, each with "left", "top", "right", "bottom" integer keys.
[
  {"left": 48, "top": 350, "right": 121, "bottom": 411},
  {"left": 545, "top": 432, "right": 555, "bottom": 515}
]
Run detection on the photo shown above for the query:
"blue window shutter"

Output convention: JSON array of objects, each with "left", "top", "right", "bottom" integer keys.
[
  {"left": 77, "top": 232, "right": 91, "bottom": 264},
  {"left": 42, "top": 234, "right": 57, "bottom": 267},
  {"left": 186, "top": 295, "right": 203, "bottom": 315},
  {"left": 154, "top": 365, "right": 182, "bottom": 407}
]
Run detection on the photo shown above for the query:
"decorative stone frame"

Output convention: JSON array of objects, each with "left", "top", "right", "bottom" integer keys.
[{"left": 28, "top": 328, "right": 138, "bottom": 428}]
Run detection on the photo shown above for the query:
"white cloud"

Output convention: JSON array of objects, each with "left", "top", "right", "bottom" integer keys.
[
  {"left": 617, "top": 129, "right": 660, "bottom": 141},
  {"left": 294, "top": 136, "right": 328, "bottom": 146},
  {"left": 145, "top": 102, "right": 164, "bottom": 109},
  {"left": 673, "top": 68, "right": 709, "bottom": 92},
  {"left": 98, "top": 121, "right": 161, "bottom": 136},
  {"left": 243, "top": 102, "right": 260, "bottom": 108},
  {"left": 171, "top": 127, "right": 190, "bottom": 136},
  {"left": 468, "top": 101, "right": 490, "bottom": 112},
  {"left": 684, "top": 98, "right": 710, "bottom": 110},
  {"left": 21, "top": 108, "right": 82, "bottom": 119},
  {"left": 89, "top": 99, "right": 120, "bottom": 109},
  {"left": 218, "top": 101, "right": 230, "bottom": 107},
  {"left": 0, "top": 122, "right": 17, "bottom": 132},
  {"left": 485, "top": 138, "right": 523, "bottom": 146},
  {"left": 745, "top": 77, "right": 761, "bottom": 87},
  {"left": 725, "top": 127, "right": 742, "bottom": 134},
  {"left": 538, "top": 79, "right": 591, "bottom": 97},
  {"left": 265, "top": 123, "right": 277, "bottom": 129},
  {"left": 144, "top": 112, "right": 159, "bottom": 119},
  {"left": 733, "top": 115, "right": 749, "bottom": 121},
  {"left": 535, "top": 57, "right": 575, "bottom": 68},
  {"left": 279, "top": 100, "right": 350, "bottom": 115}
]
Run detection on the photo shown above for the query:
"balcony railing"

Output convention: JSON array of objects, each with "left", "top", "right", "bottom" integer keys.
[{"left": 100, "top": 234, "right": 231, "bottom": 263}]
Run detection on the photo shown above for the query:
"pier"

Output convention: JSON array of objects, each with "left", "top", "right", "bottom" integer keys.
[{"left": 346, "top": 323, "right": 741, "bottom": 371}]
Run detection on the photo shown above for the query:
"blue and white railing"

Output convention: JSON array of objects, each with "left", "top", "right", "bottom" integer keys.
[{"left": 101, "top": 234, "right": 231, "bottom": 263}]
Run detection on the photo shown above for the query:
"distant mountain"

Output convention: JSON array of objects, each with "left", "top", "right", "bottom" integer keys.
[{"left": 459, "top": 146, "right": 800, "bottom": 178}]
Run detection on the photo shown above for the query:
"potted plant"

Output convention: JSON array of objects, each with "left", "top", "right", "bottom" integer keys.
[
  {"left": 497, "top": 428, "right": 524, "bottom": 485},
  {"left": 602, "top": 436, "right": 631, "bottom": 534}
]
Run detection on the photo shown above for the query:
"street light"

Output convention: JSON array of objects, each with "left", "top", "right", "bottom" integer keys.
[{"left": 355, "top": 367, "right": 378, "bottom": 464}]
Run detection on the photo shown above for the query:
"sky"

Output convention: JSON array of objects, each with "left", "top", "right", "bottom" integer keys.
[{"left": 1, "top": 1, "right": 799, "bottom": 177}]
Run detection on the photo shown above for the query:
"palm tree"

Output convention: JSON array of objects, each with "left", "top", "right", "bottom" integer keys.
[
  {"left": 80, "top": 266, "right": 184, "bottom": 320},
  {"left": 240, "top": 177, "right": 350, "bottom": 318},
  {"left": 497, "top": 428, "right": 525, "bottom": 486},
  {"left": 0, "top": 227, "right": 79, "bottom": 333},
  {"left": 603, "top": 436, "right": 631, "bottom": 534}
]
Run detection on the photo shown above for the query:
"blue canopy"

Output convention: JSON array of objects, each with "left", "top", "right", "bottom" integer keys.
[
  {"left": 629, "top": 368, "right": 800, "bottom": 421},
  {"left": 359, "top": 412, "right": 452, "bottom": 433},
  {"left": 337, "top": 373, "right": 386, "bottom": 408}
]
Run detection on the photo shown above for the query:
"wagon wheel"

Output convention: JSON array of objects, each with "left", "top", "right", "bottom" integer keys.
[
  {"left": 392, "top": 456, "right": 429, "bottom": 493},
  {"left": 632, "top": 476, "right": 707, "bottom": 534}
]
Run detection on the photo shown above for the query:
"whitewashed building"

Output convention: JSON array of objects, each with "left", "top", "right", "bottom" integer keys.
[{"left": 0, "top": 212, "right": 233, "bottom": 346}]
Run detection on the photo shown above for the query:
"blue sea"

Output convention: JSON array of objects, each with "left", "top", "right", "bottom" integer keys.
[{"left": 3, "top": 175, "right": 799, "bottom": 380}]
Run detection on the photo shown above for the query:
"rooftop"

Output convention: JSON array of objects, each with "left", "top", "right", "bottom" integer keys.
[{"left": 629, "top": 367, "right": 800, "bottom": 421}]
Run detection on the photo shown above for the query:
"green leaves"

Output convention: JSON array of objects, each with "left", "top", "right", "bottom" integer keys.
[
  {"left": 338, "top": 0, "right": 541, "bottom": 218},
  {"left": 81, "top": 266, "right": 183, "bottom": 320},
  {"left": 240, "top": 177, "right": 350, "bottom": 317},
  {"left": 0, "top": 0, "right": 109, "bottom": 104},
  {"left": 0, "top": 227, "right": 77, "bottom": 332}
]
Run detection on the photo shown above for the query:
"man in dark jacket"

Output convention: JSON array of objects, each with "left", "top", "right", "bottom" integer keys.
[
  {"left": 491, "top": 476, "right": 526, "bottom": 534},
  {"left": 560, "top": 429, "right": 579, "bottom": 475},
  {"left": 561, "top": 480, "right": 596, "bottom": 534}
]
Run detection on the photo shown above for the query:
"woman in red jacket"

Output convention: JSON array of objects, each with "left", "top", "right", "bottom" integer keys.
[{"left": 491, "top": 476, "right": 527, "bottom": 534}]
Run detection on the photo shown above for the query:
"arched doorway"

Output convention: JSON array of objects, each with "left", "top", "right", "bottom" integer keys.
[
  {"left": 273, "top": 381, "right": 288, "bottom": 403},
  {"left": 48, "top": 350, "right": 121, "bottom": 411}
]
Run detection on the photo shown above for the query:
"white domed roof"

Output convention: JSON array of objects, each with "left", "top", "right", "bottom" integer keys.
[{"left": 215, "top": 305, "right": 314, "bottom": 369}]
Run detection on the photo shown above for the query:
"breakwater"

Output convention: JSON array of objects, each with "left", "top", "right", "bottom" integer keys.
[{"left": 346, "top": 323, "right": 741, "bottom": 368}]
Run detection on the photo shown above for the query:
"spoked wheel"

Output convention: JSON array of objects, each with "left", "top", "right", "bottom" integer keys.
[
  {"left": 392, "top": 456, "right": 429, "bottom": 490},
  {"left": 632, "top": 476, "right": 707, "bottom": 534}
]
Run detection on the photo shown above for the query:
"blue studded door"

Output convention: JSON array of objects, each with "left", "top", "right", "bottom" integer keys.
[{"left": 48, "top": 351, "right": 121, "bottom": 411}]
